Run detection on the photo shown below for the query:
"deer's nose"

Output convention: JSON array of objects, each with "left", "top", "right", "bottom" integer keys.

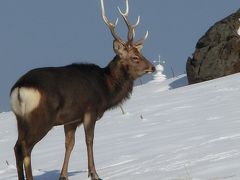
[{"left": 145, "top": 65, "right": 156, "bottom": 74}]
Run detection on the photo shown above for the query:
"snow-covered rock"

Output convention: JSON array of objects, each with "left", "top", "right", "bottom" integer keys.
[
  {"left": 153, "top": 55, "right": 167, "bottom": 82},
  {"left": 238, "top": 18, "right": 240, "bottom": 36}
]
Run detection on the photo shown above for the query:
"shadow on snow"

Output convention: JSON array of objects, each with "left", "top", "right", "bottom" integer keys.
[
  {"left": 35, "top": 170, "right": 86, "bottom": 180},
  {"left": 169, "top": 75, "right": 188, "bottom": 89}
]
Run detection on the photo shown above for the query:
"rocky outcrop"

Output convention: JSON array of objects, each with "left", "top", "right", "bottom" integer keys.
[{"left": 186, "top": 9, "right": 240, "bottom": 84}]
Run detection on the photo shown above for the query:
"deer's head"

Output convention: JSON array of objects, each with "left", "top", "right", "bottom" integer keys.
[{"left": 100, "top": 0, "right": 155, "bottom": 79}]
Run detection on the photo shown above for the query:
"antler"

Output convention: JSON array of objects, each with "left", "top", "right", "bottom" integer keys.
[
  {"left": 134, "top": 30, "right": 149, "bottom": 46},
  {"left": 117, "top": 0, "right": 140, "bottom": 44},
  {"left": 118, "top": 0, "right": 148, "bottom": 46},
  {"left": 100, "top": 0, "right": 148, "bottom": 46},
  {"left": 100, "top": 0, "right": 124, "bottom": 44}
]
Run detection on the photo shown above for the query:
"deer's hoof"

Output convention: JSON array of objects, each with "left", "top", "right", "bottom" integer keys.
[
  {"left": 59, "top": 176, "right": 68, "bottom": 180},
  {"left": 89, "top": 172, "right": 102, "bottom": 180},
  {"left": 91, "top": 176, "right": 102, "bottom": 180}
]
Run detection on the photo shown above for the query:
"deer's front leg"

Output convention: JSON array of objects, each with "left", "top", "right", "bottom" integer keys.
[
  {"left": 83, "top": 113, "right": 102, "bottom": 180},
  {"left": 59, "top": 124, "right": 77, "bottom": 180}
]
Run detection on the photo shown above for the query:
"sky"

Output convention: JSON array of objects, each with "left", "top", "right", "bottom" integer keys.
[{"left": 0, "top": 0, "right": 240, "bottom": 111}]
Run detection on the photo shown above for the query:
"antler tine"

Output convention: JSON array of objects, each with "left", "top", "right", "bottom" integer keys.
[
  {"left": 100, "top": 0, "right": 124, "bottom": 43},
  {"left": 100, "top": 0, "right": 118, "bottom": 27},
  {"left": 117, "top": 0, "right": 129, "bottom": 17},
  {"left": 117, "top": 0, "right": 140, "bottom": 43},
  {"left": 135, "top": 30, "right": 149, "bottom": 46}
]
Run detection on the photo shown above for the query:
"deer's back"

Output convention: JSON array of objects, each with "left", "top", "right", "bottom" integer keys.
[{"left": 11, "top": 64, "right": 110, "bottom": 125}]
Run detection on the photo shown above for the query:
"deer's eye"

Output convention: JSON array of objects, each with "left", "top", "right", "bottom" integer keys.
[{"left": 132, "top": 56, "right": 139, "bottom": 63}]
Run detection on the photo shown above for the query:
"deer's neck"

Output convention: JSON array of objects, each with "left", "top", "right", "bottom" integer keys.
[{"left": 104, "top": 56, "right": 134, "bottom": 108}]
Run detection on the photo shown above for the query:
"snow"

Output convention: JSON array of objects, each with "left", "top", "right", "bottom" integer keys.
[{"left": 1, "top": 73, "right": 240, "bottom": 180}]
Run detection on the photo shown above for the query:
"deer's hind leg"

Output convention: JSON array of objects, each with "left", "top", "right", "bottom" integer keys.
[
  {"left": 14, "top": 139, "right": 24, "bottom": 180},
  {"left": 14, "top": 138, "right": 34, "bottom": 180},
  {"left": 14, "top": 136, "right": 35, "bottom": 180},
  {"left": 14, "top": 117, "right": 28, "bottom": 180},
  {"left": 15, "top": 114, "right": 52, "bottom": 180}
]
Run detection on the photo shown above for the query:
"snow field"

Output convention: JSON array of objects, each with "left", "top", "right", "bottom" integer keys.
[{"left": 1, "top": 74, "right": 240, "bottom": 179}]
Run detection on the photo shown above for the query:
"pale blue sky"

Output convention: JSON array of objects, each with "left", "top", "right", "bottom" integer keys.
[{"left": 0, "top": 0, "right": 240, "bottom": 111}]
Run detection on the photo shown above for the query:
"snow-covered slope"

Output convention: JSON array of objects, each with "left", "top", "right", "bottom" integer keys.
[{"left": 1, "top": 74, "right": 240, "bottom": 180}]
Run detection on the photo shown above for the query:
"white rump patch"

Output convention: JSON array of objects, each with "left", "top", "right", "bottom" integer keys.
[{"left": 10, "top": 87, "right": 41, "bottom": 117}]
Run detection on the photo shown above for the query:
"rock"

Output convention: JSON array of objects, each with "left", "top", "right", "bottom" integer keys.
[{"left": 186, "top": 9, "right": 240, "bottom": 84}]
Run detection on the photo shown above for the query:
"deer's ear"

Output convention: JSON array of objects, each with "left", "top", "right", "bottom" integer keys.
[{"left": 113, "top": 40, "right": 127, "bottom": 58}]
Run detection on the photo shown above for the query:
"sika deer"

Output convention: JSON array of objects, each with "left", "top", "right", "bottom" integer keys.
[{"left": 10, "top": 0, "right": 155, "bottom": 179}]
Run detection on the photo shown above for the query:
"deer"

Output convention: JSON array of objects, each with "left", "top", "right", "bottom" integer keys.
[{"left": 10, "top": 0, "right": 155, "bottom": 179}]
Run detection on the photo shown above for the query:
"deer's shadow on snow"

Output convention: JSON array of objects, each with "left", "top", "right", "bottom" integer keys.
[{"left": 35, "top": 170, "right": 86, "bottom": 180}]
